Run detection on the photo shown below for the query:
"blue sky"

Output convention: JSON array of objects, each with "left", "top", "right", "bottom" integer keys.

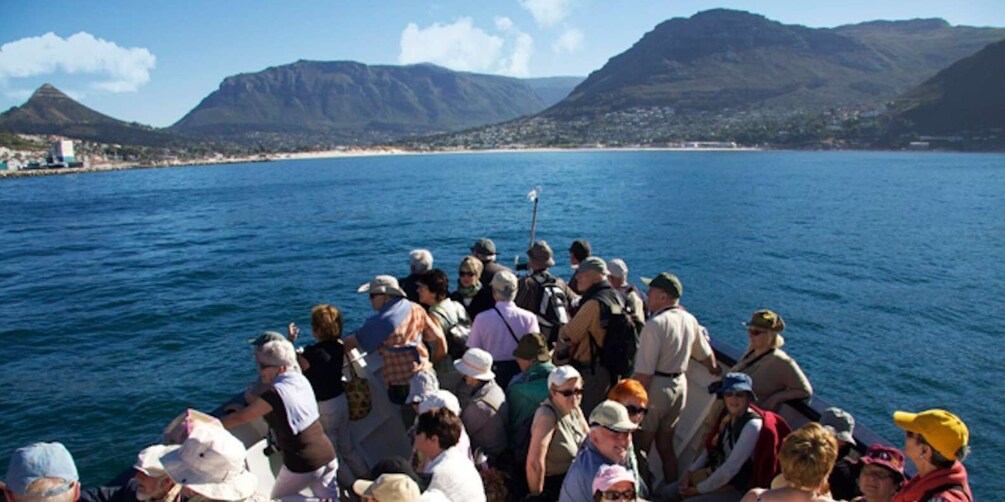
[{"left": 2, "top": 0, "right": 1003, "bottom": 127}]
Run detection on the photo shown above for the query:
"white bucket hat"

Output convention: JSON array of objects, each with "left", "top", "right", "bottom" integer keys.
[
  {"left": 357, "top": 275, "right": 406, "bottom": 297},
  {"left": 160, "top": 426, "right": 257, "bottom": 501},
  {"left": 454, "top": 348, "right": 496, "bottom": 381},
  {"left": 134, "top": 445, "right": 172, "bottom": 477}
]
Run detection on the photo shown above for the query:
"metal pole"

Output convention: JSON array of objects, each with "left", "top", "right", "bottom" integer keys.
[{"left": 528, "top": 187, "right": 540, "bottom": 247}]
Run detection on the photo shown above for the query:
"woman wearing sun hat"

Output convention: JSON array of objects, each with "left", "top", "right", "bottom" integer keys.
[
  {"left": 891, "top": 409, "right": 972, "bottom": 502},
  {"left": 852, "top": 445, "right": 907, "bottom": 502},
  {"left": 733, "top": 309, "right": 813, "bottom": 411},
  {"left": 454, "top": 347, "right": 509, "bottom": 459},
  {"left": 669, "top": 373, "right": 766, "bottom": 501},
  {"left": 526, "top": 365, "right": 589, "bottom": 500}
]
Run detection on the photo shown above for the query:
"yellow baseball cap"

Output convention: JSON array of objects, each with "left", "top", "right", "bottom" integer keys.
[{"left": 893, "top": 409, "right": 969, "bottom": 460}]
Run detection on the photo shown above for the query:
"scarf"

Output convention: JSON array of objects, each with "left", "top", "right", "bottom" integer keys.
[
  {"left": 455, "top": 282, "right": 481, "bottom": 300},
  {"left": 272, "top": 372, "right": 320, "bottom": 435}
]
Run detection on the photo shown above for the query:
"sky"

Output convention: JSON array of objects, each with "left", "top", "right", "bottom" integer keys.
[{"left": 1, "top": 0, "right": 1003, "bottom": 127}]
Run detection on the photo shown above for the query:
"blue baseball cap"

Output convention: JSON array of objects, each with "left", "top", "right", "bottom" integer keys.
[
  {"left": 5, "top": 442, "right": 78, "bottom": 496},
  {"left": 719, "top": 372, "right": 756, "bottom": 399}
]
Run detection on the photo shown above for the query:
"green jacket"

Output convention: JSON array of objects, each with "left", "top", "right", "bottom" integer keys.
[{"left": 506, "top": 360, "right": 555, "bottom": 430}]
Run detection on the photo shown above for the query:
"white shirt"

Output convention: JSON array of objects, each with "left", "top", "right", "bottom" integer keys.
[
  {"left": 424, "top": 446, "right": 487, "bottom": 502},
  {"left": 421, "top": 489, "right": 453, "bottom": 501},
  {"left": 692, "top": 416, "right": 763, "bottom": 493}
]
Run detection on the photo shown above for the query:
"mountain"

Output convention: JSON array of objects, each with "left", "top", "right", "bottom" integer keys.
[
  {"left": 546, "top": 9, "right": 1005, "bottom": 118},
  {"left": 886, "top": 38, "right": 1005, "bottom": 136},
  {"left": 171, "top": 61, "right": 557, "bottom": 145},
  {"left": 522, "top": 76, "right": 584, "bottom": 107},
  {"left": 0, "top": 84, "right": 186, "bottom": 147}
]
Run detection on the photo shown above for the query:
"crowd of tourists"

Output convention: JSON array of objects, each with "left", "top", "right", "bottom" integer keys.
[{"left": 3, "top": 238, "right": 973, "bottom": 502}]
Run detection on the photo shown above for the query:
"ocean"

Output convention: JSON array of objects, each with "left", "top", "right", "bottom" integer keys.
[{"left": 1, "top": 150, "right": 1002, "bottom": 497}]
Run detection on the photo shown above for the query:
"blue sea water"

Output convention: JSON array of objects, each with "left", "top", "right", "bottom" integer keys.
[{"left": 0, "top": 151, "right": 1003, "bottom": 497}]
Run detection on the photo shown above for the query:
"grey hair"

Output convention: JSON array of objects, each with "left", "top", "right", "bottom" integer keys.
[
  {"left": 257, "top": 340, "right": 301, "bottom": 373},
  {"left": 491, "top": 270, "right": 518, "bottom": 301},
  {"left": 410, "top": 249, "right": 434, "bottom": 273}
]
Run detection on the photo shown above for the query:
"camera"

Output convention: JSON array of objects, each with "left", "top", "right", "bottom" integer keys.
[{"left": 514, "top": 256, "right": 529, "bottom": 271}]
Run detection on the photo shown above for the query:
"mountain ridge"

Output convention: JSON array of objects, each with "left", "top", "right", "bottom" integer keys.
[
  {"left": 0, "top": 84, "right": 190, "bottom": 147},
  {"left": 546, "top": 9, "right": 1005, "bottom": 118},
  {"left": 886, "top": 38, "right": 1005, "bottom": 137},
  {"left": 169, "top": 60, "right": 575, "bottom": 146}
]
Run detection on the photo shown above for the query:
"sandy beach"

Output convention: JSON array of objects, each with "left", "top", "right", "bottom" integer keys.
[{"left": 0, "top": 145, "right": 760, "bottom": 179}]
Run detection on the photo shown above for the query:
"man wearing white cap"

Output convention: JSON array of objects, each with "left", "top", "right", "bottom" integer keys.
[
  {"left": 80, "top": 445, "right": 180, "bottom": 502},
  {"left": 558, "top": 400, "right": 646, "bottom": 502},
  {"left": 160, "top": 425, "right": 261, "bottom": 502},
  {"left": 346, "top": 275, "right": 448, "bottom": 407},
  {"left": 454, "top": 348, "right": 509, "bottom": 459}
]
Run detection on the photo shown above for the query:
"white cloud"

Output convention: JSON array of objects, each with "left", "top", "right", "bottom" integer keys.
[
  {"left": 399, "top": 18, "right": 534, "bottom": 77},
  {"left": 399, "top": 18, "right": 504, "bottom": 72},
  {"left": 552, "top": 28, "right": 583, "bottom": 53},
  {"left": 519, "top": 0, "right": 573, "bottom": 27},
  {"left": 501, "top": 33, "right": 533, "bottom": 77},
  {"left": 495, "top": 16, "right": 514, "bottom": 32},
  {"left": 0, "top": 32, "right": 155, "bottom": 92}
]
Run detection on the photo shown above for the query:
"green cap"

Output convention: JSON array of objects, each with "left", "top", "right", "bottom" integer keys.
[{"left": 641, "top": 272, "right": 683, "bottom": 299}]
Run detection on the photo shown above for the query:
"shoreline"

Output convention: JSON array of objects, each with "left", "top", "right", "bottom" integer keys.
[
  {"left": 5, "top": 144, "right": 987, "bottom": 179},
  {"left": 0, "top": 146, "right": 759, "bottom": 179}
]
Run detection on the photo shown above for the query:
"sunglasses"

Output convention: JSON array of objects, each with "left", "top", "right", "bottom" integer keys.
[
  {"left": 602, "top": 489, "right": 636, "bottom": 500},
  {"left": 555, "top": 388, "right": 584, "bottom": 397},
  {"left": 869, "top": 450, "right": 901, "bottom": 464},
  {"left": 257, "top": 363, "right": 277, "bottom": 370},
  {"left": 747, "top": 328, "right": 769, "bottom": 336},
  {"left": 369, "top": 293, "right": 386, "bottom": 299},
  {"left": 459, "top": 271, "right": 476, "bottom": 277},
  {"left": 905, "top": 430, "right": 928, "bottom": 445},
  {"left": 625, "top": 405, "right": 648, "bottom": 416}
]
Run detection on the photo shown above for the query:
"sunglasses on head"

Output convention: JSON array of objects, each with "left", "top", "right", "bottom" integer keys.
[
  {"left": 555, "top": 388, "right": 584, "bottom": 397},
  {"left": 625, "top": 405, "right": 648, "bottom": 416},
  {"left": 602, "top": 489, "right": 636, "bottom": 500}
]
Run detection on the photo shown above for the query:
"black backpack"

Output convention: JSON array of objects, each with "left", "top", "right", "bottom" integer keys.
[
  {"left": 430, "top": 301, "right": 472, "bottom": 360},
  {"left": 531, "top": 272, "right": 571, "bottom": 344},
  {"left": 589, "top": 290, "right": 641, "bottom": 383}
]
